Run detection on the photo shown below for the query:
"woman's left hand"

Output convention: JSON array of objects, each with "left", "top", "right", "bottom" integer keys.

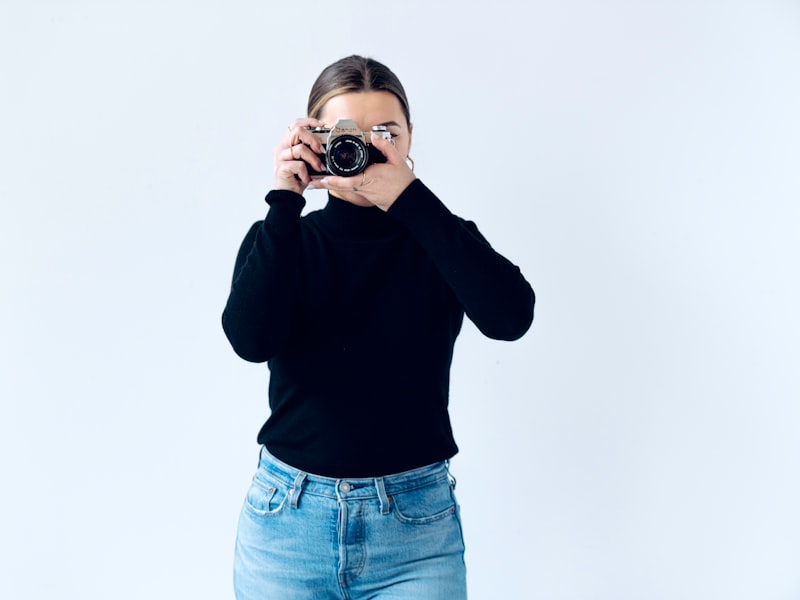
[{"left": 310, "top": 132, "right": 416, "bottom": 211}]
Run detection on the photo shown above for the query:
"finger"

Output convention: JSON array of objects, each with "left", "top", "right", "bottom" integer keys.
[
  {"left": 286, "top": 118, "right": 326, "bottom": 151},
  {"left": 275, "top": 161, "right": 308, "bottom": 182},
  {"left": 288, "top": 117, "right": 326, "bottom": 130},
  {"left": 275, "top": 143, "right": 297, "bottom": 165},
  {"left": 281, "top": 132, "right": 322, "bottom": 156},
  {"left": 289, "top": 143, "right": 326, "bottom": 172},
  {"left": 276, "top": 161, "right": 311, "bottom": 188},
  {"left": 315, "top": 174, "right": 358, "bottom": 191},
  {"left": 276, "top": 138, "right": 324, "bottom": 173},
  {"left": 370, "top": 132, "right": 404, "bottom": 164}
]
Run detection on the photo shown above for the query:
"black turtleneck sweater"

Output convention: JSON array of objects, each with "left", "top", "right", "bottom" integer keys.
[{"left": 222, "top": 179, "right": 534, "bottom": 477}]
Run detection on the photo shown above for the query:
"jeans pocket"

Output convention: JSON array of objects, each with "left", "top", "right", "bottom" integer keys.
[
  {"left": 243, "top": 474, "right": 289, "bottom": 518},
  {"left": 391, "top": 478, "right": 458, "bottom": 525}
]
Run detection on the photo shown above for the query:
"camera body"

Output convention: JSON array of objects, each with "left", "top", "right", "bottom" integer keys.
[{"left": 305, "top": 119, "right": 392, "bottom": 178}]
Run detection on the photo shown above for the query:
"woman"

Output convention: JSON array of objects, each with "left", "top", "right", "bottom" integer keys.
[{"left": 222, "top": 55, "right": 534, "bottom": 599}]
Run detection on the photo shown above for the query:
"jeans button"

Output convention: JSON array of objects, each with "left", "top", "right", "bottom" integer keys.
[{"left": 339, "top": 481, "right": 351, "bottom": 494}]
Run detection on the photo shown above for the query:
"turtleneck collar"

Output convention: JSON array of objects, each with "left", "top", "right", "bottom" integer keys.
[{"left": 319, "top": 194, "right": 405, "bottom": 239}]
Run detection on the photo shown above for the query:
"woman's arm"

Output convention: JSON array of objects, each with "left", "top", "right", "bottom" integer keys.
[
  {"left": 221, "top": 191, "right": 305, "bottom": 362},
  {"left": 388, "top": 179, "right": 535, "bottom": 341}
]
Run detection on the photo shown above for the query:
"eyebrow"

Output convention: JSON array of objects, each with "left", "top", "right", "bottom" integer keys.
[{"left": 377, "top": 121, "right": 402, "bottom": 128}]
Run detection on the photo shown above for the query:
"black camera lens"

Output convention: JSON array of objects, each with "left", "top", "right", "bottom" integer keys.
[{"left": 326, "top": 136, "right": 368, "bottom": 176}]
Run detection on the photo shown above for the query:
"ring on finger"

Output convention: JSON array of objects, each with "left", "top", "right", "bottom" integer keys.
[
  {"left": 360, "top": 172, "right": 367, "bottom": 187},
  {"left": 289, "top": 144, "right": 296, "bottom": 159}
]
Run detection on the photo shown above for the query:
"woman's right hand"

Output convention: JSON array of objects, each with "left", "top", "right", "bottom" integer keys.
[{"left": 274, "top": 118, "right": 327, "bottom": 194}]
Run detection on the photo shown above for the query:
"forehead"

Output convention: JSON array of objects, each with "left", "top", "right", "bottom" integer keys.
[{"left": 319, "top": 91, "right": 407, "bottom": 128}]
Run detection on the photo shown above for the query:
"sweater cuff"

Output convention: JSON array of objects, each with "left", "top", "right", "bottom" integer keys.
[{"left": 265, "top": 189, "right": 306, "bottom": 213}]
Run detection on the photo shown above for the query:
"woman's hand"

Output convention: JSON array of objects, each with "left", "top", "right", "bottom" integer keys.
[
  {"left": 274, "top": 118, "right": 327, "bottom": 194},
  {"left": 310, "top": 132, "right": 416, "bottom": 211}
]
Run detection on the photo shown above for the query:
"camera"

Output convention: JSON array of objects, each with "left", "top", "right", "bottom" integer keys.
[{"left": 305, "top": 119, "right": 392, "bottom": 178}]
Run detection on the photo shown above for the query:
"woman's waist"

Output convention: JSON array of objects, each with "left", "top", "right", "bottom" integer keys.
[{"left": 255, "top": 445, "right": 454, "bottom": 499}]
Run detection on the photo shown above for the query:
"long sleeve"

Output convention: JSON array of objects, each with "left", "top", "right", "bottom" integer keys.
[
  {"left": 387, "top": 179, "right": 535, "bottom": 341},
  {"left": 221, "top": 190, "right": 306, "bottom": 362}
]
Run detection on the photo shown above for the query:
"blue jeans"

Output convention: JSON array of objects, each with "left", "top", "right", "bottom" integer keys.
[{"left": 233, "top": 447, "right": 467, "bottom": 599}]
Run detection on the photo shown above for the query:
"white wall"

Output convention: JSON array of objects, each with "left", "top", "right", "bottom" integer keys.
[{"left": 2, "top": 1, "right": 799, "bottom": 598}]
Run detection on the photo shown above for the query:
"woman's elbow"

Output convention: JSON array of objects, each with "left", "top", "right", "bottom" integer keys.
[
  {"left": 478, "top": 289, "right": 535, "bottom": 341},
  {"left": 221, "top": 313, "right": 273, "bottom": 363}
]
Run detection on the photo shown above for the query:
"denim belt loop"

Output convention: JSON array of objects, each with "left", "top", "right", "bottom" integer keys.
[
  {"left": 445, "top": 460, "right": 457, "bottom": 489},
  {"left": 289, "top": 471, "right": 307, "bottom": 509},
  {"left": 375, "top": 477, "right": 390, "bottom": 515}
]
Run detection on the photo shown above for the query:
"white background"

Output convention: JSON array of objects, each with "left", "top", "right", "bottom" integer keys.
[{"left": 2, "top": 1, "right": 799, "bottom": 598}]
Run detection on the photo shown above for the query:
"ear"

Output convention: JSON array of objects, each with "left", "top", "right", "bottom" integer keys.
[{"left": 407, "top": 122, "right": 413, "bottom": 155}]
